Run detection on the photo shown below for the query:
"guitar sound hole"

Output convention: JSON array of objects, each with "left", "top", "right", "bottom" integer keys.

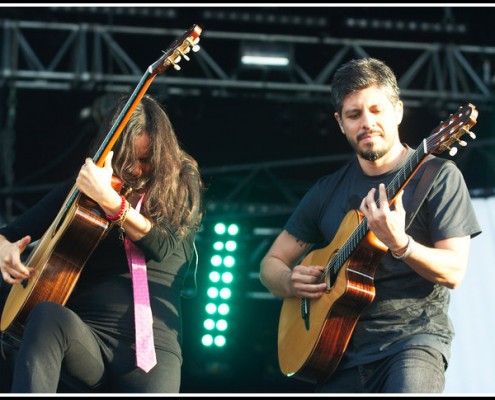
[{"left": 327, "top": 271, "right": 336, "bottom": 289}]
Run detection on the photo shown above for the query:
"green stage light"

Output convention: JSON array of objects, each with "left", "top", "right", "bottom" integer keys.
[
  {"left": 214, "top": 223, "right": 226, "bottom": 235},
  {"left": 221, "top": 272, "right": 233, "bottom": 284},
  {"left": 207, "top": 287, "right": 219, "bottom": 298},
  {"left": 225, "top": 240, "right": 237, "bottom": 251},
  {"left": 213, "top": 241, "right": 224, "bottom": 251},
  {"left": 210, "top": 255, "right": 222, "bottom": 266},
  {"left": 204, "top": 319, "right": 215, "bottom": 330},
  {"left": 205, "top": 303, "right": 217, "bottom": 315},
  {"left": 214, "top": 335, "right": 226, "bottom": 347},
  {"left": 227, "top": 224, "right": 239, "bottom": 235},
  {"left": 200, "top": 221, "right": 240, "bottom": 348},
  {"left": 209, "top": 271, "right": 221, "bottom": 282},
  {"left": 216, "top": 319, "right": 228, "bottom": 331},
  {"left": 218, "top": 303, "right": 230, "bottom": 315},
  {"left": 223, "top": 255, "right": 235, "bottom": 267},
  {"left": 202, "top": 334, "right": 213, "bottom": 346}
]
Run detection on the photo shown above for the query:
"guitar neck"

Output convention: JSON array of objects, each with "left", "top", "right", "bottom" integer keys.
[
  {"left": 384, "top": 143, "right": 429, "bottom": 205},
  {"left": 92, "top": 72, "right": 155, "bottom": 167},
  {"left": 64, "top": 70, "right": 155, "bottom": 210},
  {"left": 62, "top": 24, "right": 202, "bottom": 212}
]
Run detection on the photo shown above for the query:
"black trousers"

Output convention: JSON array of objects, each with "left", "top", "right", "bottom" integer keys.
[{"left": 3, "top": 301, "right": 181, "bottom": 393}]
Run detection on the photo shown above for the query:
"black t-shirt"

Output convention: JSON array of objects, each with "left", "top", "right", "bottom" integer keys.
[
  {"left": 284, "top": 146, "right": 481, "bottom": 369},
  {"left": 0, "top": 179, "right": 197, "bottom": 363}
]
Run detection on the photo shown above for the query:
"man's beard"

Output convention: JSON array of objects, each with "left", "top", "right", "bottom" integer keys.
[
  {"left": 358, "top": 147, "right": 388, "bottom": 161},
  {"left": 355, "top": 134, "right": 393, "bottom": 162},
  {"left": 344, "top": 130, "right": 394, "bottom": 162}
]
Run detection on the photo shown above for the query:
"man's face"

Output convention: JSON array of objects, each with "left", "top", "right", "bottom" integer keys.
[{"left": 335, "top": 86, "right": 403, "bottom": 161}]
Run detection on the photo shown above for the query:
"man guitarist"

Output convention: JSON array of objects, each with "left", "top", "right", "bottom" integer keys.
[{"left": 260, "top": 58, "right": 481, "bottom": 393}]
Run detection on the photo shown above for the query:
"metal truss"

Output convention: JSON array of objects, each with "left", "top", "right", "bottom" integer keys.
[
  {"left": 1, "top": 19, "right": 495, "bottom": 223},
  {"left": 1, "top": 19, "right": 495, "bottom": 107}
]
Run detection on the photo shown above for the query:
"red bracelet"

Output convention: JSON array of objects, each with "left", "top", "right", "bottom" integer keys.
[{"left": 106, "top": 195, "right": 126, "bottom": 221}]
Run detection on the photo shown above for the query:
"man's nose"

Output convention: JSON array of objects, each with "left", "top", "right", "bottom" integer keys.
[{"left": 362, "top": 111, "right": 376, "bottom": 130}]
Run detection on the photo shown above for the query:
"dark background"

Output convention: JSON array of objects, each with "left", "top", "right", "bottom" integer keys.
[{"left": 1, "top": 4, "right": 495, "bottom": 393}]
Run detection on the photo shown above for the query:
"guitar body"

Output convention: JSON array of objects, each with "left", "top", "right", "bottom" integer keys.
[
  {"left": 0, "top": 194, "right": 109, "bottom": 338},
  {"left": 278, "top": 209, "right": 387, "bottom": 384}
]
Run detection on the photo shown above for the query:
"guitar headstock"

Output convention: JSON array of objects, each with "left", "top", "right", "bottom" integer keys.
[
  {"left": 426, "top": 103, "right": 478, "bottom": 156},
  {"left": 150, "top": 24, "right": 202, "bottom": 75}
]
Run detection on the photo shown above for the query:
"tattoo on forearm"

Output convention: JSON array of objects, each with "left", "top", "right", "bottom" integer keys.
[{"left": 296, "top": 239, "right": 310, "bottom": 249}]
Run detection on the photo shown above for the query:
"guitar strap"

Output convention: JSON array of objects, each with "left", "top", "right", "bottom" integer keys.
[{"left": 404, "top": 156, "right": 447, "bottom": 231}]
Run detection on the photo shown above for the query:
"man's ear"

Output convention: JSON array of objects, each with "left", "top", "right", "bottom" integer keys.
[
  {"left": 335, "top": 112, "right": 345, "bottom": 134},
  {"left": 396, "top": 101, "right": 404, "bottom": 125}
]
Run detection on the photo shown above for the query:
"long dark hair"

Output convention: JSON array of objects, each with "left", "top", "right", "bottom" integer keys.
[{"left": 94, "top": 94, "right": 203, "bottom": 237}]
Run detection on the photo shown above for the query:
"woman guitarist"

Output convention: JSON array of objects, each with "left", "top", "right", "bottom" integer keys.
[{"left": 0, "top": 94, "right": 203, "bottom": 393}]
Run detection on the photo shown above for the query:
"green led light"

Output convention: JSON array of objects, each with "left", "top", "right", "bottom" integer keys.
[
  {"left": 218, "top": 303, "right": 230, "bottom": 315},
  {"left": 214, "top": 223, "right": 226, "bottom": 235},
  {"left": 221, "top": 272, "right": 233, "bottom": 284},
  {"left": 202, "top": 334, "right": 214, "bottom": 346},
  {"left": 207, "top": 287, "right": 219, "bottom": 298},
  {"left": 203, "top": 319, "right": 215, "bottom": 330},
  {"left": 219, "top": 287, "right": 231, "bottom": 299},
  {"left": 214, "top": 335, "right": 226, "bottom": 347},
  {"left": 223, "top": 256, "right": 235, "bottom": 268},
  {"left": 216, "top": 319, "right": 228, "bottom": 331},
  {"left": 213, "top": 241, "right": 224, "bottom": 251},
  {"left": 227, "top": 224, "right": 239, "bottom": 236},
  {"left": 210, "top": 255, "right": 222, "bottom": 266},
  {"left": 205, "top": 303, "right": 217, "bottom": 315},
  {"left": 209, "top": 271, "right": 220, "bottom": 282},
  {"left": 225, "top": 240, "right": 237, "bottom": 251}
]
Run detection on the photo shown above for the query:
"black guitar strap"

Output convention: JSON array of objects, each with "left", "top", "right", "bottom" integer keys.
[{"left": 405, "top": 156, "right": 447, "bottom": 231}]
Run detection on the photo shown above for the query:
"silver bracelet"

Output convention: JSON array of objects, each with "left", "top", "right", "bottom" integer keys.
[{"left": 391, "top": 234, "right": 414, "bottom": 260}]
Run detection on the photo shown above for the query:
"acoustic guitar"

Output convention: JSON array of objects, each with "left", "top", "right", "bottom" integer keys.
[
  {"left": 277, "top": 103, "right": 478, "bottom": 384},
  {"left": 1, "top": 24, "right": 202, "bottom": 339}
]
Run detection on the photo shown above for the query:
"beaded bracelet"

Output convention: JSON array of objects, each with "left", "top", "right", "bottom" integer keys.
[
  {"left": 116, "top": 200, "right": 131, "bottom": 241},
  {"left": 115, "top": 200, "right": 130, "bottom": 227},
  {"left": 106, "top": 195, "right": 127, "bottom": 222}
]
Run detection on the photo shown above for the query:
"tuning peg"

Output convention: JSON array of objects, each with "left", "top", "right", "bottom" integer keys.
[
  {"left": 458, "top": 140, "right": 467, "bottom": 147},
  {"left": 168, "top": 60, "right": 181, "bottom": 71},
  {"left": 187, "top": 37, "right": 200, "bottom": 46},
  {"left": 191, "top": 37, "right": 201, "bottom": 52},
  {"left": 449, "top": 147, "right": 458, "bottom": 156},
  {"left": 184, "top": 37, "right": 200, "bottom": 53},
  {"left": 467, "top": 131, "right": 477, "bottom": 139},
  {"left": 176, "top": 49, "right": 190, "bottom": 61}
]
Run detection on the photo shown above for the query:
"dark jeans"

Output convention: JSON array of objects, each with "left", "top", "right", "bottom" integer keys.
[
  {"left": 316, "top": 347, "right": 446, "bottom": 393},
  {"left": 5, "top": 301, "right": 181, "bottom": 393}
]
